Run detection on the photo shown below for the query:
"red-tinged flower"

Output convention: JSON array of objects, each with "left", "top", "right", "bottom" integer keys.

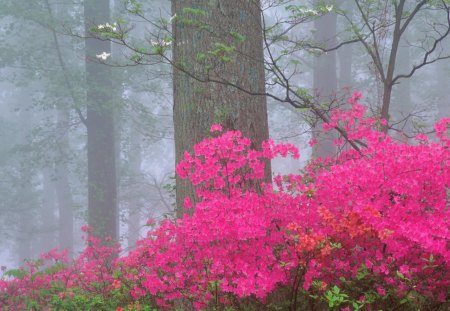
[
  {"left": 116, "top": 307, "right": 124, "bottom": 311},
  {"left": 112, "top": 279, "right": 121, "bottom": 289},
  {"left": 287, "top": 223, "right": 297, "bottom": 231}
]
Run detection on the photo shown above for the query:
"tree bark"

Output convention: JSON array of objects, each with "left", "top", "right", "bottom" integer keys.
[{"left": 172, "top": 0, "right": 270, "bottom": 216}]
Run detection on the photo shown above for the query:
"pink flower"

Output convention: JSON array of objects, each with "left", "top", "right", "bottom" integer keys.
[
  {"left": 415, "top": 133, "right": 428, "bottom": 141},
  {"left": 376, "top": 286, "right": 386, "bottom": 296},
  {"left": 184, "top": 197, "right": 193, "bottom": 209},
  {"left": 399, "top": 265, "right": 409, "bottom": 276},
  {"left": 309, "top": 138, "right": 317, "bottom": 147},
  {"left": 210, "top": 124, "right": 223, "bottom": 132}
]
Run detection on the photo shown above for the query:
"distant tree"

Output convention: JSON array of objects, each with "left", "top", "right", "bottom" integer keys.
[
  {"left": 44, "top": 0, "right": 75, "bottom": 254},
  {"left": 339, "top": 0, "right": 450, "bottom": 131},
  {"left": 312, "top": 0, "right": 338, "bottom": 158},
  {"left": 84, "top": 0, "right": 118, "bottom": 239}
]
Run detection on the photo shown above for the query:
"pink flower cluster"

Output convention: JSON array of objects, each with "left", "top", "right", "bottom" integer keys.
[
  {"left": 1, "top": 93, "right": 449, "bottom": 310},
  {"left": 119, "top": 99, "right": 449, "bottom": 308},
  {"left": 0, "top": 228, "right": 122, "bottom": 310}
]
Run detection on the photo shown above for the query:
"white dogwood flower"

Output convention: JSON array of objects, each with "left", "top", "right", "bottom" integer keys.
[
  {"left": 150, "top": 39, "right": 172, "bottom": 47},
  {"left": 98, "top": 22, "right": 117, "bottom": 32},
  {"left": 96, "top": 52, "right": 111, "bottom": 60}
]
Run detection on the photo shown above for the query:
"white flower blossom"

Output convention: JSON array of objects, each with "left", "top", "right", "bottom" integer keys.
[
  {"left": 298, "top": 8, "right": 318, "bottom": 16},
  {"left": 150, "top": 39, "right": 172, "bottom": 47},
  {"left": 96, "top": 52, "right": 111, "bottom": 60},
  {"left": 326, "top": 5, "right": 334, "bottom": 12},
  {"left": 97, "top": 22, "right": 117, "bottom": 32}
]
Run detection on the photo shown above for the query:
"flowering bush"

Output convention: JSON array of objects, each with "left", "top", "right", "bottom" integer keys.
[
  {"left": 0, "top": 230, "right": 148, "bottom": 310},
  {"left": 1, "top": 93, "right": 449, "bottom": 310}
]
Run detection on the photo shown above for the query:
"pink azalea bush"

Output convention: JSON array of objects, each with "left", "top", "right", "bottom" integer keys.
[
  {"left": 1, "top": 92, "right": 449, "bottom": 310},
  {"left": 0, "top": 229, "right": 137, "bottom": 310}
]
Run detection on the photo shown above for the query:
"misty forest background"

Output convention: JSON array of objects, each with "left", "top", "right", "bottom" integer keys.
[{"left": 1, "top": 0, "right": 449, "bottom": 270}]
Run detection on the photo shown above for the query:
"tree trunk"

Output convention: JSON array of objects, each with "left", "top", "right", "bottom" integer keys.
[
  {"left": 127, "top": 129, "right": 143, "bottom": 249},
  {"left": 312, "top": 2, "right": 337, "bottom": 158},
  {"left": 172, "top": 0, "right": 270, "bottom": 216},
  {"left": 40, "top": 168, "right": 58, "bottom": 253},
  {"left": 54, "top": 110, "right": 74, "bottom": 253},
  {"left": 338, "top": 1, "right": 353, "bottom": 89},
  {"left": 380, "top": 0, "right": 404, "bottom": 129},
  {"left": 392, "top": 38, "right": 412, "bottom": 139},
  {"left": 17, "top": 93, "right": 34, "bottom": 263},
  {"left": 84, "top": 0, "right": 118, "bottom": 239}
]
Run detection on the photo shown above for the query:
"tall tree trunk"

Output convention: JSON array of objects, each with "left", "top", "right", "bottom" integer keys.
[
  {"left": 55, "top": 110, "right": 74, "bottom": 253},
  {"left": 127, "top": 130, "right": 143, "bottom": 249},
  {"left": 338, "top": 44, "right": 352, "bottom": 89},
  {"left": 40, "top": 167, "right": 58, "bottom": 253},
  {"left": 338, "top": 1, "right": 353, "bottom": 89},
  {"left": 84, "top": 0, "right": 118, "bottom": 239},
  {"left": 435, "top": 43, "right": 450, "bottom": 118},
  {"left": 380, "top": 0, "right": 405, "bottom": 128},
  {"left": 17, "top": 93, "right": 34, "bottom": 263},
  {"left": 45, "top": 0, "right": 75, "bottom": 253},
  {"left": 172, "top": 0, "right": 270, "bottom": 216},
  {"left": 392, "top": 38, "right": 412, "bottom": 139},
  {"left": 312, "top": 2, "right": 337, "bottom": 158}
]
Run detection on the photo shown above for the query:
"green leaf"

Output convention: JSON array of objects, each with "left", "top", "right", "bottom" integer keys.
[
  {"left": 4, "top": 268, "right": 28, "bottom": 279},
  {"left": 230, "top": 31, "right": 246, "bottom": 43},
  {"left": 182, "top": 7, "right": 207, "bottom": 16},
  {"left": 396, "top": 270, "right": 405, "bottom": 280}
]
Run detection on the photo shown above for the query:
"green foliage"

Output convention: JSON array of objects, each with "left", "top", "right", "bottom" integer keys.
[
  {"left": 229, "top": 31, "right": 246, "bottom": 43},
  {"left": 208, "top": 43, "right": 236, "bottom": 63},
  {"left": 356, "top": 264, "right": 369, "bottom": 281},
  {"left": 182, "top": 7, "right": 207, "bottom": 17},
  {"left": 324, "top": 286, "right": 349, "bottom": 308},
  {"left": 295, "top": 87, "right": 313, "bottom": 101},
  {"left": 3, "top": 268, "right": 28, "bottom": 279},
  {"left": 125, "top": 0, "right": 143, "bottom": 15}
]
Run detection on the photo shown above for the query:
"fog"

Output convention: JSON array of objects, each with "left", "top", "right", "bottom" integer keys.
[{"left": 1, "top": 0, "right": 449, "bottom": 271}]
